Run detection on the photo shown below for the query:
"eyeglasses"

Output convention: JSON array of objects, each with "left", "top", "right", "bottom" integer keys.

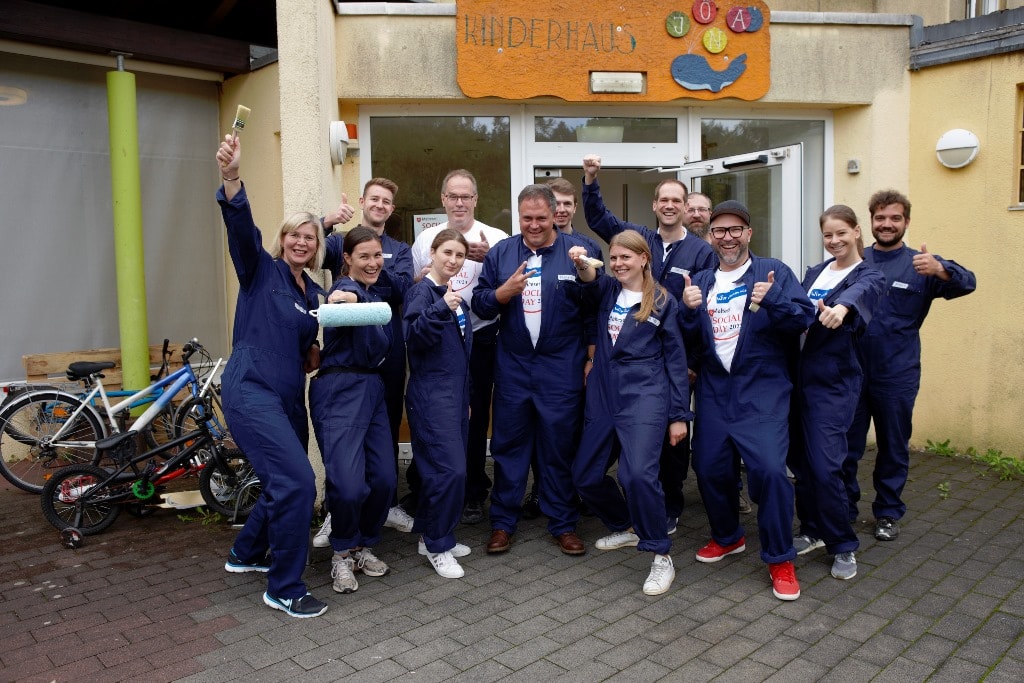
[
  {"left": 444, "top": 193, "right": 477, "bottom": 204},
  {"left": 685, "top": 207, "right": 711, "bottom": 215},
  {"left": 710, "top": 225, "right": 748, "bottom": 239}
]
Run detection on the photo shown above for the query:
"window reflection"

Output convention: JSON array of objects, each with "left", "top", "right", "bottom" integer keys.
[
  {"left": 370, "top": 116, "right": 512, "bottom": 243},
  {"left": 535, "top": 117, "right": 676, "bottom": 143}
]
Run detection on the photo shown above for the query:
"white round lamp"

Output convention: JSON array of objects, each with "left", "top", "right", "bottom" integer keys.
[{"left": 935, "top": 129, "right": 980, "bottom": 169}]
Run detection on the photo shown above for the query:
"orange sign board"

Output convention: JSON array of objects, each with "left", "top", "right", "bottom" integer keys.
[{"left": 456, "top": 0, "right": 770, "bottom": 102}]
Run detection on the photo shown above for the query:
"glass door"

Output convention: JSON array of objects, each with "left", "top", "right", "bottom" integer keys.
[{"left": 678, "top": 144, "right": 804, "bottom": 273}]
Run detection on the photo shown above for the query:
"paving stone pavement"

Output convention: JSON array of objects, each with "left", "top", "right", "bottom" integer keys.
[{"left": 1, "top": 448, "right": 1022, "bottom": 682}]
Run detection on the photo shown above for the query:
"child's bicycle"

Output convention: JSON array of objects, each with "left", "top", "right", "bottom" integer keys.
[
  {"left": 0, "top": 339, "right": 231, "bottom": 493},
  {"left": 40, "top": 409, "right": 260, "bottom": 548}
]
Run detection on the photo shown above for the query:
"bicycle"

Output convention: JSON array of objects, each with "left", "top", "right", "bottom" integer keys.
[
  {"left": 40, "top": 413, "right": 260, "bottom": 547},
  {"left": 0, "top": 339, "right": 228, "bottom": 493}
]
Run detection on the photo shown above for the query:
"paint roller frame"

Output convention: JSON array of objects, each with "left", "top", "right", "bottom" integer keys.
[{"left": 311, "top": 301, "right": 392, "bottom": 327}]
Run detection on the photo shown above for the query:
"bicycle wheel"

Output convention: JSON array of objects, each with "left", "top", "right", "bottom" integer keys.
[
  {"left": 40, "top": 463, "right": 122, "bottom": 534},
  {"left": 174, "top": 395, "right": 235, "bottom": 449},
  {"left": 0, "top": 391, "right": 105, "bottom": 493},
  {"left": 199, "top": 449, "right": 261, "bottom": 519},
  {"left": 141, "top": 404, "right": 177, "bottom": 451}
]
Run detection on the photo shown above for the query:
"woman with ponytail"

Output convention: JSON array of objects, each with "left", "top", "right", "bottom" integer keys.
[{"left": 570, "top": 229, "right": 691, "bottom": 596}]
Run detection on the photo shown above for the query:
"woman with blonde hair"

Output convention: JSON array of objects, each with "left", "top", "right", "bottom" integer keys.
[{"left": 570, "top": 230, "right": 691, "bottom": 596}]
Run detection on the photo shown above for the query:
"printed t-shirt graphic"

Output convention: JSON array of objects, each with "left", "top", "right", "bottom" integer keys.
[
  {"left": 807, "top": 261, "right": 858, "bottom": 303},
  {"left": 523, "top": 254, "right": 543, "bottom": 346},
  {"left": 708, "top": 260, "right": 751, "bottom": 372},
  {"left": 608, "top": 289, "right": 643, "bottom": 346}
]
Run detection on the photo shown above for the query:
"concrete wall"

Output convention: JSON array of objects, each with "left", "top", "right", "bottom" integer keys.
[{"left": 909, "top": 52, "right": 1024, "bottom": 455}]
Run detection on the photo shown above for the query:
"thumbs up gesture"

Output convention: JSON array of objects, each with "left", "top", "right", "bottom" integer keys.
[
  {"left": 443, "top": 279, "right": 462, "bottom": 311},
  {"left": 816, "top": 297, "right": 849, "bottom": 330},
  {"left": 467, "top": 229, "right": 490, "bottom": 263},
  {"left": 912, "top": 243, "right": 947, "bottom": 279},
  {"left": 682, "top": 273, "right": 703, "bottom": 310},
  {"left": 323, "top": 193, "right": 356, "bottom": 230},
  {"left": 749, "top": 270, "right": 775, "bottom": 312}
]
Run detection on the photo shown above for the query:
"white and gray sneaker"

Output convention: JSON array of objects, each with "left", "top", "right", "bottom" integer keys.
[
  {"left": 426, "top": 550, "right": 465, "bottom": 579},
  {"left": 595, "top": 530, "right": 640, "bottom": 550},
  {"left": 643, "top": 554, "right": 676, "bottom": 595},
  {"left": 418, "top": 539, "right": 471, "bottom": 558},
  {"left": 313, "top": 513, "right": 332, "bottom": 548},
  {"left": 831, "top": 551, "right": 857, "bottom": 580},
  {"left": 384, "top": 505, "right": 415, "bottom": 533},
  {"left": 352, "top": 548, "right": 389, "bottom": 577},
  {"left": 793, "top": 534, "right": 825, "bottom": 555},
  {"left": 331, "top": 553, "right": 358, "bottom": 593}
]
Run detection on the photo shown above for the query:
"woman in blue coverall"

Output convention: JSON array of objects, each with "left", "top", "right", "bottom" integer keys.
[
  {"left": 309, "top": 227, "right": 396, "bottom": 595},
  {"left": 570, "top": 230, "right": 692, "bottom": 596},
  {"left": 404, "top": 228, "right": 474, "bottom": 579},
  {"left": 789, "top": 205, "right": 885, "bottom": 581},
  {"left": 216, "top": 136, "right": 328, "bottom": 619}
]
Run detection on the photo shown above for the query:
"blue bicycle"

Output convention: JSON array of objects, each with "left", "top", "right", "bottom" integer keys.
[{"left": 0, "top": 339, "right": 229, "bottom": 493}]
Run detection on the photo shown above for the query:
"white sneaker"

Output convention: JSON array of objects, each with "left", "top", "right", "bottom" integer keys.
[
  {"left": 331, "top": 553, "right": 358, "bottom": 593},
  {"left": 418, "top": 539, "right": 471, "bottom": 558},
  {"left": 426, "top": 550, "right": 465, "bottom": 579},
  {"left": 643, "top": 554, "right": 675, "bottom": 595},
  {"left": 313, "top": 514, "right": 332, "bottom": 548},
  {"left": 384, "top": 505, "right": 414, "bottom": 533},
  {"left": 595, "top": 530, "right": 640, "bottom": 550},
  {"left": 352, "top": 548, "right": 389, "bottom": 577}
]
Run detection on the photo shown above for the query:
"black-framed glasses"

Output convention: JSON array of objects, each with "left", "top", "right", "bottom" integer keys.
[
  {"left": 443, "top": 193, "right": 477, "bottom": 204},
  {"left": 710, "top": 225, "right": 748, "bottom": 239}
]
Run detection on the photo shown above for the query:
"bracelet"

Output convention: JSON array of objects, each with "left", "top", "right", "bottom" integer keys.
[
  {"left": 586, "top": 357, "right": 594, "bottom": 363},
  {"left": 222, "top": 175, "right": 240, "bottom": 182}
]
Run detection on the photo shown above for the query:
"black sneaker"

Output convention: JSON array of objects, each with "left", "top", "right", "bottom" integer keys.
[
  {"left": 224, "top": 548, "right": 270, "bottom": 573},
  {"left": 461, "top": 501, "right": 485, "bottom": 524},
  {"left": 874, "top": 517, "right": 900, "bottom": 541},
  {"left": 263, "top": 591, "right": 328, "bottom": 618},
  {"left": 522, "top": 491, "right": 541, "bottom": 520}
]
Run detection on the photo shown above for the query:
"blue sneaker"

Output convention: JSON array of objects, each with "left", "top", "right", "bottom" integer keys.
[
  {"left": 263, "top": 591, "right": 327, "bottom": 618},
  {"left": 224, "top": 549, "right": 270, "bottom": 573}
]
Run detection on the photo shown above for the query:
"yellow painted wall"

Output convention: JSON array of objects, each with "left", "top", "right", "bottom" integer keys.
[{"left": 909, "top": 53, "right": 1024, "bottom": 455}]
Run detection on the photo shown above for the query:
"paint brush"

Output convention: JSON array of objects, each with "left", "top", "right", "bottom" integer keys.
[{"left": 231, "top": 105, "right": 251, "bottom": 139}]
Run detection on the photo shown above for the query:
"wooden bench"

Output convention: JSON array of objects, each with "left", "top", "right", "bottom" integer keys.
[{"left": 23, "top": 343, "right": 185, "bottom": 391}]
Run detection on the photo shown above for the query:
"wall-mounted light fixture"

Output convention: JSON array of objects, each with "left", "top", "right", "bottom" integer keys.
[
  {"left": 935, "top": 129, "right": 980, "bottom": 169},
  {"left": 590, "top": 71, "right": 645, "bottom": 94},
  {"left": 329, "top": 120, "right": 350, "bottom": 166}
]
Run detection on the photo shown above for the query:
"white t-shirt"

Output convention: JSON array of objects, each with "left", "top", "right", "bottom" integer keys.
[
  {"left": 411, "top": 220, "right": 508, "bottom": 332},
  {"left": 608, "top": 288, "right": 643, "bottom": 346},
  {"left": 523, "top": 253, "right": 543, "bottom": 347},
  {"left": 807, "top": 261, "right": 859, "bottom": 303},
  {"left": 708, "top": 261, "right": 751, "bottom": 373}
]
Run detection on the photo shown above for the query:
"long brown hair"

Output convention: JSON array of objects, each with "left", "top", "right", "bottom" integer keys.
[{"left": 610, "top": 230, "right": 667, "bottom": 322}]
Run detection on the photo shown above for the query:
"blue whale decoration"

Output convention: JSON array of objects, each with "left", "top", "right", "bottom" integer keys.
[{"left": 671, "top": 53, "right": 747, "bottom": 93}]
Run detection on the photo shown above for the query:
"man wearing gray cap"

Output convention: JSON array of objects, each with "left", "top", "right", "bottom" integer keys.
[{"left": 680, "top": 200, "right": 814, "bottom": 601}]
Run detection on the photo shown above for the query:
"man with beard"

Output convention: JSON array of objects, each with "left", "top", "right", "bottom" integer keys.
[
  {"left": 680, "top": 200, "right": 813, "bottom": 601},
  {"left": 683, "top": 191, "right": 713, "bottom": 241},
  {"left": 845, "top": 190, "right": 976, "bottom": 542}
]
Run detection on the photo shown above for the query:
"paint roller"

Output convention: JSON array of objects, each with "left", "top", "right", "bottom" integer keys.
[{"left": 311, "top": 302, "right": 392, "bottom": 327}]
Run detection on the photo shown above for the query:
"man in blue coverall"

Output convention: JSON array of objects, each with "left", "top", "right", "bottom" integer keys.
[
  {"left": 582, "top": 154, "right": 717, "bottom": 533},
  {"left": 680, "top": 200, "right": 814, "bottom": 601},
  {"left": 846, "top": 189, "right": 976, "bottom": 542},
  {"left": 472, "top": 184, "right": 592, "bottom": 556}
]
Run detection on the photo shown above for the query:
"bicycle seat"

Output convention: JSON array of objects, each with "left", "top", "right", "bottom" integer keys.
[
  {"left": 95, "top": 430, "right": 137, "bottom": 452},
  {"left": 66, "top": 361, "right": 117, "bottom": 381}
]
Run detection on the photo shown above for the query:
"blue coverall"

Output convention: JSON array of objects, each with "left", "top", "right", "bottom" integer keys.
[
  {"left": 790, "top": 259, "right": 885, "bottom": 554},
  {"left": 218, "top": 185, "right": 323, "bottom": 601},
  {"left": 582, "top": 178, "right": 718, "bottom": 520},
  {"left": 681, "top": 254, "right": 814, "bottom": 564},
  {"left": 308, "top": 276, "right": 396, "bottom": 552},
  {"left": 845, "top": 244, "right": 976, "bottom": 521},
  {"left": 325, "top": 231, "right": 414, "bottom": 507},
  {"left": 572, "top": 277, "right": 692, "bottom": 555},
  {"left": 472, "top": 232, "right": 591, "bottom": 537},
  {"left": 403, "top": 277, "right": 473, "bottom": 553}
]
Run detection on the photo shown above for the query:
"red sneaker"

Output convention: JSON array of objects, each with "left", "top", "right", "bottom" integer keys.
[
  {"left": 695, "top": 537, "right": 746, "bottom": 563},
  {"left": 768, "top": 561, "right": 801, "bottom": 601}
]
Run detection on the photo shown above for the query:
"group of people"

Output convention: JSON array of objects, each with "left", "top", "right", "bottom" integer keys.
[{"left": 214, "top": 135, "right": 976, "bottom": 618}]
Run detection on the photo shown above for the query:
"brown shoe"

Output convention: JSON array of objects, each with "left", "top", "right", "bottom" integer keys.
[
  {"left": 555, "top": 531, "right": 586, "bottom": 556},
  {"left": 487, "top": 529, "right": 512, "bottom": 554}
]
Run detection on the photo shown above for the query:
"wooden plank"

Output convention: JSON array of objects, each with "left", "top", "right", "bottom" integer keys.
[{"left": 22, "top": 344, "right": 185, "bottom": 390}]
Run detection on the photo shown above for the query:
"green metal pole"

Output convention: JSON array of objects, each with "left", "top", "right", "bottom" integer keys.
[{"left": 106, "top": 56, "right": 149, "bottom": 393}]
